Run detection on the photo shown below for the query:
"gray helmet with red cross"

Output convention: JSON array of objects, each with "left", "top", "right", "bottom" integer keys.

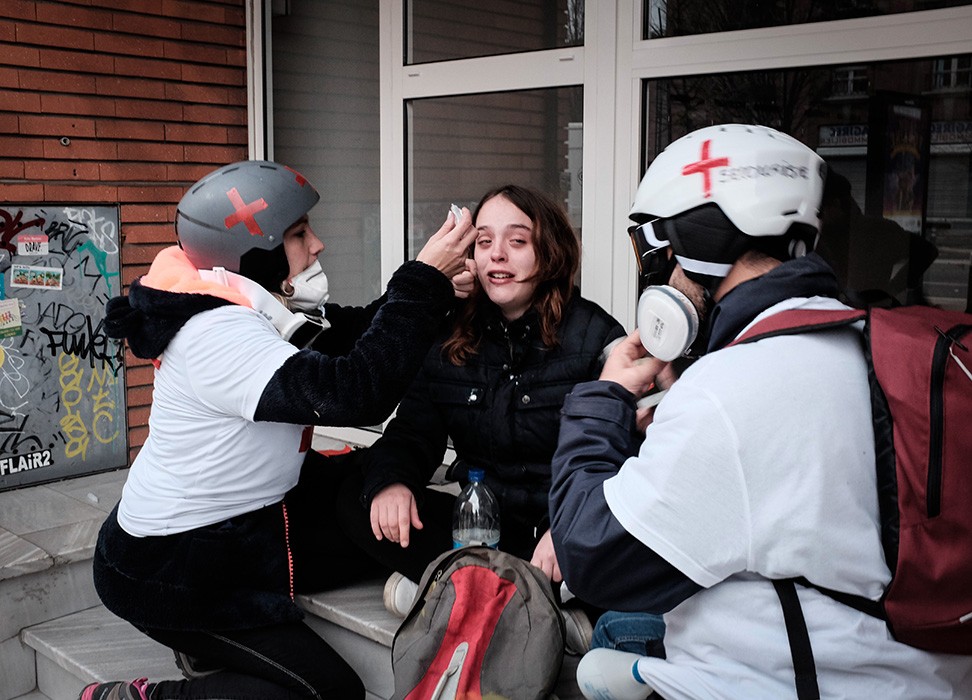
[
  {"left": 175, "top": 160, "right": 320, "bottom": 277},
  {"left": 628, "top": 124, "right": 826, "bottom": 286}
]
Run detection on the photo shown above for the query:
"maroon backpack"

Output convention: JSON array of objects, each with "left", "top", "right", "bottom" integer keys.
[{"left": 733, "top": 304, "right": 972, "bottom": 657}]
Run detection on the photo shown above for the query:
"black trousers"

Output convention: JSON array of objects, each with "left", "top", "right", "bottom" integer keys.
[
  {"left": 142, "top": 622, "right": 363, "bottom": 700},
  {"left": 335, "top": 462, "right": 457, "bottom": 583},
  {"left": 121, "top": 450, "right": 385, "bottom": 699},
  {"left": 335, "top": 458, "right": 549, "bottom": 584}
]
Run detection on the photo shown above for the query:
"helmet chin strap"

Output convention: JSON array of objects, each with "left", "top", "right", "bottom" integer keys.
[{"left": 675, "top": 254, "right": 732, "bottom": 292}]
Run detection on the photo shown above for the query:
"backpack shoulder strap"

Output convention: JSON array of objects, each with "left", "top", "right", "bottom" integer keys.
[
  {"left": 773, "top": 579, "right": 821, "bottom": 700},
  {"left": 730, "top": 308, "right": 866, "bottom": 347}
]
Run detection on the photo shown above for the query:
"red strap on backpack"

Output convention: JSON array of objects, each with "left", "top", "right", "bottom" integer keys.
[{"left": 730, "top": 307, "right": 865, "bottom": 346}]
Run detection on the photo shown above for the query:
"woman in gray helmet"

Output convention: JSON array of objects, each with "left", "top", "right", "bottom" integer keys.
[{"left": 82, "top": 160, "right": 476, "bottom": 700}]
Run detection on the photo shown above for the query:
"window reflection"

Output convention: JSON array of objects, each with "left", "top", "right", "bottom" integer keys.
[
  {"left": 407, "top": 88, "right": 584, "bottom": 261},
  {"left": 642, "top": 55, "right": 972, "bottom": 310},
  {"left": 272, "top": 0, "right": 381, "bottom": 306},
  {"left": 407, "top": 0, "right": 584, "bottom": 65},
  {"left": 643, "top": 0, "right": 972, "bottom": 40}
]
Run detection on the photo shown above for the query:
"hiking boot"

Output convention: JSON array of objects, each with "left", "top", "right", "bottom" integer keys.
[
  {"left": 383, "top": 571, "right": 419, "bottom": 617},
  {"left": 562, "top": 607, "right": 594, "bottom": 655},
  {"left": 576, "top": 648, "right": 654, "bottom": 700},
  {"left": 78, "top": 678, "right": 150, "bottom": 700}
]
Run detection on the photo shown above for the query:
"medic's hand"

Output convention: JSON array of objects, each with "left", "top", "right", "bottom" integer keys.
[
  {"left": 600, "top": 329, "right": 670, "bottom": 398},
  {"left": 451, "top": 258, "right": 477, "bottom": 299},
  {"left": 415, "top": 207, "right": 478, "bottom": 279},
  {"left": 370, "top": 483, "right": 423, "bottom": 548},
  {"left": 530, "top": 529, "right": 563, "bottom": 583},
  {"left": 635, "top": 361, "right": 679, "bottom": 432},
  {"left": 282, "top": 260, "right": 329, "bottom": 313}
]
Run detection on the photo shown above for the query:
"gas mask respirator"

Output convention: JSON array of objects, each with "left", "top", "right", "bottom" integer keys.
[
  {"left": 629, "top": 219, "right": 706, "bottom": 362},
  {"left": 636, "top": 284, "right": 700, "bottom": 362}
]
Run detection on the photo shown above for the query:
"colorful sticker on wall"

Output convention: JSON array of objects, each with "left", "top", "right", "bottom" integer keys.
[
  {"left": 0, "top": 298, "right": 22, "bottom": 338},
  {"left": 17, "top": 233, "right": 50, "bottom": 256},
  {"left": 9, "top": 263, "right": 63, "bottom": 290}
]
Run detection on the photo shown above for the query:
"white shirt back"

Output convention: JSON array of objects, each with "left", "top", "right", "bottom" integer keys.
[
  {"left": 605, "top": 296, "right": 972, "bottom": 699},
  {"left": 118, "top": 305, "right": 303, "bottom": 536}
]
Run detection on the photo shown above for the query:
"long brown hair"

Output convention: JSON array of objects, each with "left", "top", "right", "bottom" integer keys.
[{"left": 442, "top": 185, "right": 580, "bottom": 365}]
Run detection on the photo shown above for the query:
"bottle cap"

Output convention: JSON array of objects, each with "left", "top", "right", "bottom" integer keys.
[{"left": 468, "top": 468, "right": 485, "bottom": 483}]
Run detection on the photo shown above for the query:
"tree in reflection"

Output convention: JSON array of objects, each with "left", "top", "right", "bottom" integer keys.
[
  {"left": 647, "top": 66, "right": 836, "bottom": 160},
  {"left": 645, "top": 0, "right": 891, "bottom": 39}
]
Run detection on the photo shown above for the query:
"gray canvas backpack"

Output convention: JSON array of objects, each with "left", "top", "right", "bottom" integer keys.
[{"left": 391, "top": 545, "right": 565, "bottom": 700}]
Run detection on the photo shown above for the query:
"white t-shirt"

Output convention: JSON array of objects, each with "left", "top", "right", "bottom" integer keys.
[
  {"left": 118, "top": 305, "right": 303, "bottom": 537},
  {"left": 604, "top": 296, "right": 972, "bottom": 699}
]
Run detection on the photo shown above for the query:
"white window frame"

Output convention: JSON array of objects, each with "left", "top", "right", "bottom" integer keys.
[
  {"left": 245, "top": 0, "right": 273, "bottom": 160},
  {"left": 249, "top": 1, "right": 972, "bottom": 447},
  {"left": 380, "top": 2, "right": 972, "bottom": 331},
  {"left": 379, "top": 0, "right": 621, "bottom": 318}
]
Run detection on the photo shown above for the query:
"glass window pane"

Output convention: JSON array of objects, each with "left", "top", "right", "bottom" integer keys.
[
  {"left": 407, "top": 87, "right": 584, "bottom": 264},
  {"left": 640, "top": 54, "right": 972, "bottom": 311},
  {"left": 643, "top": 0, "right": 972, "bottom": 40},
  {"left": 407, "top": 0, "right": 584, "bottom": 65},
  {"left": 272, "top": 0, "right": 381, "bottom": 307}
]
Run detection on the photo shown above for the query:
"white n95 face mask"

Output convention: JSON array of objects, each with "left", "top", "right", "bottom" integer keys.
[
  {"left": 282, "top": 259, "right": 330, "bottom": 312},
  {"left": 636, "top": 285, "right": 700, "bottom": 362}
]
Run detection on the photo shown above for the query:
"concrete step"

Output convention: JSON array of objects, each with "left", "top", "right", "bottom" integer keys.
[
  {"left": 20, "top": 605, "right": 181, "bottom": 700},
  {"left": 21, "top": 580, "right": 583, "bottom": 700}
]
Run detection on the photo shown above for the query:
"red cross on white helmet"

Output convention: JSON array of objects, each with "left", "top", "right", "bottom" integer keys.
[{"left": 630, "top": 124, "right": 825, "bottom": 239}]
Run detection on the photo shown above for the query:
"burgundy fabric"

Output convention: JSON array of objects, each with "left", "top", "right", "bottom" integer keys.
[
  {"left": 733, "top": 304, "right": 972, "bottom": 654},
  {"left": 870, "top": 306, "right": 972, "bottom": 652}
]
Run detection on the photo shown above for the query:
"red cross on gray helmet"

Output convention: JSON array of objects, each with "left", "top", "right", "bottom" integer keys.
[
  {"left": 175, "top": 160, "right": 320, "bottom": 273},
  {"left": 629, "top": 124, "right": 826, "bottom": 283}
]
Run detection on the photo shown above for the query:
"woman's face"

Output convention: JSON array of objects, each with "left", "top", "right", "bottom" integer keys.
[
  {"left": 473, "top": 195, "right": 539, "bottom": 321},
  {"left": 282, "top": 215, "right": 325, "bottom": 283}
]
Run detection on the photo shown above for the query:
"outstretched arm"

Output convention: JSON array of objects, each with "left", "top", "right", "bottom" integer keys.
[
  {"left": 254, "top": 208, "right": 477, "bottom": 427},
  {"left": 253, "top": 261, "right": 452, "bottom": 427}
]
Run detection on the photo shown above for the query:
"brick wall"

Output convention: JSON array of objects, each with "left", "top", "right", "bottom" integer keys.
[{"left": 0, "top": 0, "right": 248, "bottom": 462}]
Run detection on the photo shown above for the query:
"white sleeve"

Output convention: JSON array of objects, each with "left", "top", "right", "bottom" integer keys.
[
  {"left": 603, "top": 380, "right": 751, "bottom": 588},
  {"left": 182, "top": 307, "right": 300, "bottom": 421}
]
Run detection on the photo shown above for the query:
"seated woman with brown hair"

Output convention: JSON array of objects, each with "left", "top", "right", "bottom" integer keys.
[{"left": 335, "top": 185, "right": 624, "bottom": 647}]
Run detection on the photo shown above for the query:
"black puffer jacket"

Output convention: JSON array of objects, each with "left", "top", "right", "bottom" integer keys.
[{"left": 359, "top": 293, "right": 624, "bottom": 545}]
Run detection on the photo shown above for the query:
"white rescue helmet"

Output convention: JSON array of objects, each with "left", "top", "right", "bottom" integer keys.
[
  {"left": 629, "top": 124, "right": 826, "bottom": 284},
  {"left": 176, "top": 160, "right": 320, "bottom": 274}
]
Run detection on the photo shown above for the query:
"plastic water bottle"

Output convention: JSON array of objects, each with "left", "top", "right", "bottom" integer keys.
[{"left": 452, "top": 468, "right": 500, "bottom": 548}]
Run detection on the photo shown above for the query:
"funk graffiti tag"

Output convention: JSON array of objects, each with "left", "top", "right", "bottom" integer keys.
[{"left": 41, "top": 315, "right": 123, "bottom": 372}]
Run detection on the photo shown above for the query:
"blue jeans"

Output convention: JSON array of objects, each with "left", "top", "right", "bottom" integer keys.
[{"left": 590, "top": 611, "right": 666, "bottom": 658}]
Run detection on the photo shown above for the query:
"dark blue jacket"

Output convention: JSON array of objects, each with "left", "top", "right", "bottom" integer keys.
[{"left": 549, "top": 254, "right": 839, "bottom": 612}]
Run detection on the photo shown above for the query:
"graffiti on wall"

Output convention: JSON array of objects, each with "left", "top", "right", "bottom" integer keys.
[{"left": 0, "top": 204, "right": 127, "bottom": 491}]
